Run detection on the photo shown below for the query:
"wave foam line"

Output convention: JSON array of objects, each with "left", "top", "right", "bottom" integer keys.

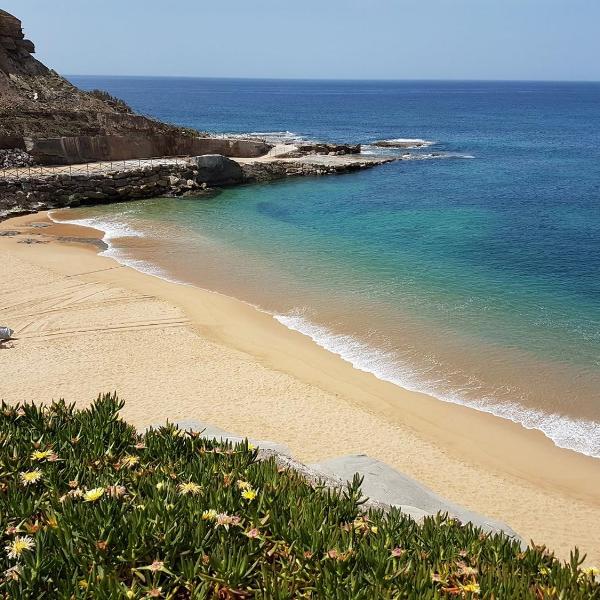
[
  {"left": 274, "top": 312, "right": 600, "bottom": 459},
  {"left": 47, "top": 212, "right": 600, "bottom": 459},
  {"left": 48, "top": 212, "right": 187, "bottom": 284}
]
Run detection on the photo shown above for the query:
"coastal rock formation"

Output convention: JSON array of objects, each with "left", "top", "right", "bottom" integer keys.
[
  {"left": 0, "top": 154, "right": 394, "bottom": 219},
  {"left": 294, "top": 142, "right": 361, "bottom": 156},
  {"left": 0, "top": 11, "right": 187, "bottom": 141},
  {"left": 0, "top": 10, "right": 272, "bottom": 164},
  {"left": 193, "top": 154, "right": 244, "bottom": 186},
  {"left": 372, "top": 139, "right": 433, "bottom": 148},
  {"left": 0, "top": 162, "right": 205, "bottom": 219},
  {"left": 0, "top": 149, "right": 34, "bottom": 168},
  {"left": 239, "top": 155, "right": 392, "bottom": 183}
]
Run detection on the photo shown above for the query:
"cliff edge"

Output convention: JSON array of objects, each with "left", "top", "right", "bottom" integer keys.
[
  {"left": 0, "top": 9, "right": 192, "bottom": 140},
  {"left": 0, "top": 10, "right": 272, "bottom": 164}
]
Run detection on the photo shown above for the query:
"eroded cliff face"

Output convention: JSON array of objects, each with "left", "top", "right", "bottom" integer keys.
[
  {"left": 0, "top": 10, "right": 195, "bottom": 140},
  {"left": 0, "top": 11, "right": 275, "bottom": 164}
]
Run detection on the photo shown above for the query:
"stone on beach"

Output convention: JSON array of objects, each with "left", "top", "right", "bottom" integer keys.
[{"left": 0, "top": 326, "right": 14, "bottom": 340}]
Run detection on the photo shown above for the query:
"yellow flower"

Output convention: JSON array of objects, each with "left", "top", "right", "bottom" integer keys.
[
  {"left": 247, "top": 443, "right": 256, "bottom": 450},
  {"left": 241, "top": 488, "right": 257, "bottom": 501},
  {"left": 236, "top": 480, "right": 252, "bottom": 490},
  {"left": 46, "top": 516, "right": 58, "bottom": 529},
  {"left": 78, "top": 580, "right": 89, "bottom": 590},
  {"left": 19, "top": 470, "right": 43, "bottom": 486},
  {"left": 178, "top": 482, "right": 202, "bottom": 496},
  {"left": 155, "top": 481, "right": 165, "bottom": 491},
  {"left": 5, "top": 536, "right": 34, "bottom": 560},
  {"left": 125, "top": 590, "right": 135, "bottom": 599},
  {"left": 370, "top": 526, "right": 379, "bottom": 534},
  {"left": 202, "top": 509, "right": 218, "bottom": 521},
  {"left": 461, "top": 582, "right": 480, "bottom": 594},
  {"left": 121, "top": 455, "right": 140, "bottom": 468},
  {"left": 83, "top": 487, "right": 105, "bottom": 502},
  {"left": 31, "top": 449, "right": 53, "bottom": 461}
]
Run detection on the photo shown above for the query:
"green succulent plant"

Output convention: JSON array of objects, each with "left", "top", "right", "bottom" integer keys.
[{"left": 0, "top": 394, "right": 597, "bottom": 598}]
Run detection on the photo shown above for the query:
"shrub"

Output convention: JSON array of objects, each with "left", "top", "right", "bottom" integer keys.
[
  {"left": 0, "top": 394, "right": 598, "bottom": 598},
  {"left": 87, "top": 89, "right": 133, "bottom": 113}
]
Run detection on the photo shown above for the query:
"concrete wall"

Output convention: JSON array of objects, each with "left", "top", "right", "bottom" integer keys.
[{"left": 16, "top": 135, "right": 271, "bottom": 165}]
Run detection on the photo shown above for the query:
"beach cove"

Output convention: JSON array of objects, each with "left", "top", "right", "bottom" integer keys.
[{"left": 1, "top": 212, "right": 599, "bottom": 565}]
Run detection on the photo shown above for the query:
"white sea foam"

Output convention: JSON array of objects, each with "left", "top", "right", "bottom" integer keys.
[
  {"left": 361, "top": 145, "right": 475, "bottom": 160},
  {"left": 48, "top": 212, "right": 182, "bottom": 283},
  {"left": 49, "top": 213, "right": 146, "bottom": 242},
  {"left": 222, "top": 131, "right": 311, "bottom": 145},
  {"left": 49, "top": 216, "right": 598, "bottom": 458},
  {"left": 274, "top": 310, "right": 600, "bottom": 459}
]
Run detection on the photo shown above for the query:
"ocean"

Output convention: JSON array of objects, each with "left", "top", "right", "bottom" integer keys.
[{"left": 62, "top": 77, "right": 600, "bottom": 457}]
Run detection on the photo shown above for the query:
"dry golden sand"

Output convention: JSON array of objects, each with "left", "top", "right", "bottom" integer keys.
[{"left": 1, "top": 212, "right": 599, "bottom": 565}]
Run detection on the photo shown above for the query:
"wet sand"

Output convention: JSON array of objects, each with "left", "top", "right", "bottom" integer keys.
[{"left": 1, "top": 212, "right": 599, "bottom": 565}]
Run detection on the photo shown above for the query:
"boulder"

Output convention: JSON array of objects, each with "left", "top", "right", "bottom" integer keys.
[{"left": 193, "top": 154, "right": 244, "bottom": 186}]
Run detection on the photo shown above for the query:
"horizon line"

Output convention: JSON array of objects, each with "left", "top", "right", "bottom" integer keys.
[{"left": 64, "top": 74, "right": 600, "bottom": 84}]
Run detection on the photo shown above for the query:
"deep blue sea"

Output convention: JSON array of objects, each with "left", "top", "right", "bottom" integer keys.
[{"left": 65, "top": 77, "right": 600, "bottom": 457}]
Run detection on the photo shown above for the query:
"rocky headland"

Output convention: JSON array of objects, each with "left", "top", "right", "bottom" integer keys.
[{"left": 0, "top": 9, "right": 393, "bottom": 219}]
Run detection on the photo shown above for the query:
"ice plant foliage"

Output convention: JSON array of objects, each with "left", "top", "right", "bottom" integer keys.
[{"left": 0, "top": 394, "right": 598, "bottom": 598}]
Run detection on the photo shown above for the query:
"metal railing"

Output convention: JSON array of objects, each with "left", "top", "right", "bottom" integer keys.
[{"left": 0, "top": 156, "right": 191, "bottom": 182}]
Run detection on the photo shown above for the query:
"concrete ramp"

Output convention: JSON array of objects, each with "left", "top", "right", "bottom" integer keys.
[{"left": 310, "top": 454, "right": 521, "bottom": 540}]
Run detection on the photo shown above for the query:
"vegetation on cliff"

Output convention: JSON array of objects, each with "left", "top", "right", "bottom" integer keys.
[
  {"left": 0, "top": 394, "right": 598, "bottom": 598},
  {"left": 0, "top": 10, "right": 198, "bottom": 139}
]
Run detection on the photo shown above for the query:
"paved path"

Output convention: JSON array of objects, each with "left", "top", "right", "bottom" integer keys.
[
  {"left": 0, "top": 157, "right": 189, "bottom": 180},
  {"left": 1, "top": 148, "right": 393, "bottom": 181}
]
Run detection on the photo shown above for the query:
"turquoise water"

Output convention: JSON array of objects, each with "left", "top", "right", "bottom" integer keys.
[{"left": 63, "top": 78, "right": 600, "bottom": 457}]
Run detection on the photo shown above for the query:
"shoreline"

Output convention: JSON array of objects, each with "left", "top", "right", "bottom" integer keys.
[
  {"left": 1, "top": 211, "right": 600, "bottom": 564},
  {"left": 49, "top": 205, "right": 600, "bottom": 460}
]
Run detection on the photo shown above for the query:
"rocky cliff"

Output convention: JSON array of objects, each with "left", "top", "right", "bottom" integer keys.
[
  {"left": 0, "top": 10, "right": 275, "bottom": 164},
  {"left": 0, "top": 10, "right": 194, "bottom": 140}
]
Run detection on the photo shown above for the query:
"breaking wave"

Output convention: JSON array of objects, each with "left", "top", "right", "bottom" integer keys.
[{"left": 274, "top": 310, "right": 600, "bottom": 459}]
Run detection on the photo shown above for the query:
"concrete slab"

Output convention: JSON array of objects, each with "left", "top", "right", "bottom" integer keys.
[{"left": 310, "top": 454, "right": 522, "bottom": 540}]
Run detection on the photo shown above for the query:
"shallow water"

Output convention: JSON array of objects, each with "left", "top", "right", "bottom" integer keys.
[{"left": 63, "top": 77, "right": 600, "bottom": 457}]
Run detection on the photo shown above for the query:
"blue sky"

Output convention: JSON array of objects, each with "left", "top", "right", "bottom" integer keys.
[{"left": 4, "top": 0, "right": 600, "bottom": 81}]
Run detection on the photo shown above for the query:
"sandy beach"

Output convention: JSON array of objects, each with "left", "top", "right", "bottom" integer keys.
[{"left": 1, "top": 211, "right": 599, "bottom": 565}]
